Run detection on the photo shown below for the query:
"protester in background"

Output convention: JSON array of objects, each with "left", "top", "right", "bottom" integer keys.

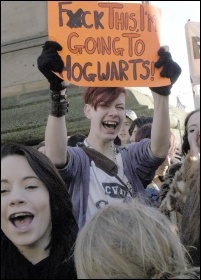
[
  {"left": 114, "top": 109, "right": 137, "bottom": 146},
  {"left": 129, "top": 116, "right": 153, "bottom": 143},
  {"left": 159, "top": 108, "right": 200, "bottom": 266},
  {"left": 74, "top": 199, "right": 200, "bottom": 279},
  {"left": 1, "top": 143, "right": 78, "bottom": 279},
  {"left": 67, "top": 133, "right": 86, "bottom": 147},
  {"left": 134, "top": 122, "right": 153, "bottom": 143},
  {"left": 37, "top": 41, "right": 181, "bottom": 229}
]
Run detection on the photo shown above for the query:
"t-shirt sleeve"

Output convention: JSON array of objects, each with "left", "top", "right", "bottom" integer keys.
[{"left": 128, "top": 139, "right": 166, "bottom": 186}]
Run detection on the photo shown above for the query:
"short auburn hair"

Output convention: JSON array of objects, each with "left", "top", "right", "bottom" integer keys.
[{"left": 83, "top": 87, "right": 127, "bottom": 110}]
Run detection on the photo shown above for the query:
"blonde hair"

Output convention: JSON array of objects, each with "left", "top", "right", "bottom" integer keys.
[{"left": 74, "top": 199, "right": 199, "bottom": 279}]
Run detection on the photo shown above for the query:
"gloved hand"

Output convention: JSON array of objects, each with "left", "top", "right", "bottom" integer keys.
[
  {"left": 37, "top": 41, "right": 66, "bottom": 91},
  {"left": 150, "top": 47, "right": 182, "bottom": 96}
]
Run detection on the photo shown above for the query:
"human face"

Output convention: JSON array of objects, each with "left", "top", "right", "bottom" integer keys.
[
  {"left": 130, "top": 126, "right": 138, "bottom": 143},
  {"left": 155, "top": 156, "right": 171, "bottom": 176},
  {"left": 118, "top": 116, "right": 132, "bottom": 145},
  {"left": 1, "top": 155, "right": 52, "bottom": 250},
  {"left": 85, "top": 93, "right": 125, "bottom": 141},
  {"left": 187, "top": 111, "right": 200, "bottom": 149}
]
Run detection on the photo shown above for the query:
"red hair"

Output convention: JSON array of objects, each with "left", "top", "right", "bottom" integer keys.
[{"left": 83, "top": 87, "right": 127, "bottom": 110}]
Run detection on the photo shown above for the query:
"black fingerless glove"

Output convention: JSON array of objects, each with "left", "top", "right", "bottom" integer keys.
[
  {"left": 37, "top": 41, "right": 67, "bottom": 91},
  {"left": 150, "top": 47, "right": 182, "bottom": 96}
]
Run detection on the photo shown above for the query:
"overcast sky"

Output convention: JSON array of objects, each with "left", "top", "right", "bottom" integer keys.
[
  {"left": 151, "top": 1, "right": 200, "bottom": 111},
  {"left": 114, "top": 1, "right": 200, "bottom": 111}
]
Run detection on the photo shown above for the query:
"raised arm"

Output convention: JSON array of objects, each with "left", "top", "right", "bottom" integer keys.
[
  {"left": 37, "top": 41, "right": 68, "bottom": 166},
  {"left": 151, "top": 92, "right": 170, "bottom": 157},
  {"left": 150, "top": 47, "right": 182, "bottom": 158}
]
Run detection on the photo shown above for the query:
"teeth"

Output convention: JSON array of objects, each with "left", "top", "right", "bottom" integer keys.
[
  {"left": 104, "top": 121, "right": 117, "bottom": 125},
  {"left": 10, "top": 213, "right": 32, "bottom": 219}
]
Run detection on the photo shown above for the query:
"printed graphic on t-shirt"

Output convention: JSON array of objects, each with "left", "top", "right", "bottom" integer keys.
[
  {"left": 102, "top": 182, "right": 130, "bottom": 198},
  {"left": 86, "top": 157, "right": 132, "bottom": 222}
]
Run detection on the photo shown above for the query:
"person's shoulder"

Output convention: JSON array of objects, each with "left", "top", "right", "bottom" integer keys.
[
  {"left": 127, "top": 139, "right": 151, "bottom": 149},
  {"left": 118, "top": 139, "right": 151, "bottom": 158},
  {"left": 68, "top": 146, "right": 88, "bottom": 156}
]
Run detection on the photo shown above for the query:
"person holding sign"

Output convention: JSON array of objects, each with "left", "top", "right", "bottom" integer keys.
[{"left": 37, "top": 41, "right": 181, "bottom": 229}]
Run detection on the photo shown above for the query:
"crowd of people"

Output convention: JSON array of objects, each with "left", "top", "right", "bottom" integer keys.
[{"left": 1, "top": 40, "right": 200, "bottom": 279}]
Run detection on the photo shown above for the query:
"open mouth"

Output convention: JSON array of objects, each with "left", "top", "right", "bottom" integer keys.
[
  {"left": 102, "top": 121, "right": 119, "bottom": 130},
  {"left": 9, "top": 212, "right": 34, "bottom": 229}
]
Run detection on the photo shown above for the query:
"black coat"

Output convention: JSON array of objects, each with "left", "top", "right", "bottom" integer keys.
[{"left": 1, "top": 233, "right": 77, "bottom": 279}]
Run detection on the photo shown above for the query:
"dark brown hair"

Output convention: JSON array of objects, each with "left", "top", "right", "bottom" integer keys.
[
  {"left": 129, "top": 116, "right": 153, "bottom": 136},
  {"left": 135, "top": 123, "right": 152, "bottom": 142},
  {"left": 1, "top": 143, "right": 78, "bottom": 252}
]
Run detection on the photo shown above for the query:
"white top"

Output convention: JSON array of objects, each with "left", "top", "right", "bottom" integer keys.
[{"left": 86, "top": 148, "right": 132, "bottom": 222}]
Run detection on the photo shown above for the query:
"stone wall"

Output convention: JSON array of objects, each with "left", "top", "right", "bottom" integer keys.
[{"left": 1, "top": 1, "right": 48, "bottom": 97}]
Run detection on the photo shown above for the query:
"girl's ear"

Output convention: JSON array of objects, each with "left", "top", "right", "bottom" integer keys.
[{"left": 84, "top": 104, "right": 92, "bottom": 120}]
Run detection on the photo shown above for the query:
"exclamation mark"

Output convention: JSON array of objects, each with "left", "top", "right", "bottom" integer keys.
[
  {"left": 151, "top": 61, "right": 155, "bottom": 81},
  {"left": 125, "top": 12, "right": 129, "bottom": 30}
]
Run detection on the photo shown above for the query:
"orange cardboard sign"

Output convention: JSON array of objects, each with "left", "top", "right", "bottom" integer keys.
[{"left": 48, "top": 1, "right": 170, "bottom": 87}]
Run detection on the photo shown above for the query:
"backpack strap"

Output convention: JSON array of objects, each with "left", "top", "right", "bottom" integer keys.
[
  {"left": 81, "top": 146, "right": 118, "bottom": 176},
  {"left": 81, "top": 146, "right": 133, "bottom": 196}
]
